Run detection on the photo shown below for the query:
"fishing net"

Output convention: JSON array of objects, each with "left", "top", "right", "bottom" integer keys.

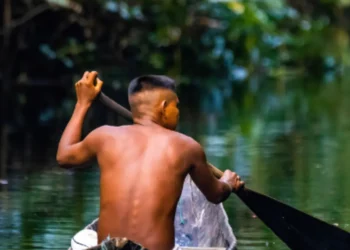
[
  {"left": 174, "top": 176, "right": 236, "bottom": 249},
  {"left": 69, "top": 176, "right": 237, "bottom": 250}
]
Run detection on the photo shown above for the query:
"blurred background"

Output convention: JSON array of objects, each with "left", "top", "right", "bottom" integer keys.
[{"left": 2, "top": 0, "right": 350, "bottom": 249}]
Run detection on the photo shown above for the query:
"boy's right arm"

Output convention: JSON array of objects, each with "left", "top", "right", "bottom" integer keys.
[{"left": 188, "top": 140, "right": 244, "bottom": 204}]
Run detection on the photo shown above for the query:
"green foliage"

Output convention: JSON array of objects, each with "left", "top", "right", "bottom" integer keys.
[
  {"left": 39, "top": 0, "right": 349, "bottom": 86},
  {"left": 3, "top": 0, "right": 350, "bottom": 127}
]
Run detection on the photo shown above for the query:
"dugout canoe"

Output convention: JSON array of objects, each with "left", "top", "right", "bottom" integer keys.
[{"left": 68, "top": 176, "right": 237, "bottom": 250}]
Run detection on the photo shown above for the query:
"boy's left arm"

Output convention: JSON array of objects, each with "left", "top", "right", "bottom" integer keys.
[{"left": 56, "top": 71, "right": 103, "bottom": 168}]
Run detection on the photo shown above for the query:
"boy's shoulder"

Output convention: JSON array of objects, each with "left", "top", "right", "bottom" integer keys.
[{"left": 166, "top": 130, "right": 202, "bottom": 153}]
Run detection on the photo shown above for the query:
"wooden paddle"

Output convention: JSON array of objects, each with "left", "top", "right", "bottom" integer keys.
[{"left": 98, "top": 91, "right": 350, "bottom": 250}]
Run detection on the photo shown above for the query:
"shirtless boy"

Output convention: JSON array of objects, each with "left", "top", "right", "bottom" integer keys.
[{"left": 56, "top": 71, "right": 244, "bottom": 250}]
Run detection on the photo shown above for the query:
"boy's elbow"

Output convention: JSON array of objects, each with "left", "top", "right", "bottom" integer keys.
[
  {"left": 205, "top": 193, "right": 223, "bottom": 204},
  {"left": 56, "top": 152, "right": 63, "bottom": 165},
  {"left": 206, "top": 183, "right": 230, "bottom": 204},
  {"left": 56, "top": 152, "right": 91, "bottom": 169},
  {"left": 207, "top": 194, "right": 229, "bottom": 204},
  {"left": 56, "top": 155, "right": 66, "bottom": 168},
  {"left": 208, "top": 197, "right": 222, "bottom": 205},
  {"left": 56, "top": 153, "right": 70, "bottom": 168}
]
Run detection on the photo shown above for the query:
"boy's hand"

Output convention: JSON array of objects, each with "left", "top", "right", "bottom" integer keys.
[
  {"left": 75, "top": 71, "right": 103, "bottom": 106},
  {"left": 220, "top": 170, "right": 245, "bottom": 193}
]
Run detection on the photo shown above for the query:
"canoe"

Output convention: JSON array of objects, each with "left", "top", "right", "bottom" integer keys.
[
  {"left": 68, "top": 176, "right": 237, "bottom": 250},
  {"left": 72, "top": 236, "right": 227, "bottom": 250},
  {"left": 79, "top": 237, "right": 227, "bottom": 250}
]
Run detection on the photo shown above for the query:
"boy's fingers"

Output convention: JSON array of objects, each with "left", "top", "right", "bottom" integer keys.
[
  {"left": 95, "top": 78, "right": 104, "bottom": 92},
  {"left": 83, "top": 71, "right": 89, "bottom": 79},
  {"left": 88, "top": 71, "right": 98, "bottom": 82}
]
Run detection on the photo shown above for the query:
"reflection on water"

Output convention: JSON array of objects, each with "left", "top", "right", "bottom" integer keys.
[
  {"left": 2, "top": 79, "right": 350, "bottom": 249},
  {"left": 0, "top": 168, "right": 100, "bottom": 250}
]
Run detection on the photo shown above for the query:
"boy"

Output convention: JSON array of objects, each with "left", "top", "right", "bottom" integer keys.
[{"left": 57, "top": 71, "right": 244, "bottom": 250}]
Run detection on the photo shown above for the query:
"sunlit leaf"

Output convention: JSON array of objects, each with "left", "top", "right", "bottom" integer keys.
[
  {"left": 227, "top": 1, "right": 245, "bottom": 14},
  {"left": 46, "top": 0, "right": 82, "bottom": 12}
]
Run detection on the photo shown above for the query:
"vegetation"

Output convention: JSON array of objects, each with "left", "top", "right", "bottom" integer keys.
[
  {"left": 2, "top": 0, "right": 350, "bottom": 112},
  {"left": 2, "top": 0, "right": 350, "bottom": 174}
]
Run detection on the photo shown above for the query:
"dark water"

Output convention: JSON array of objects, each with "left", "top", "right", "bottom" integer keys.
[{"left": 2, "top": 78, "right": 350, "bottom": 249}]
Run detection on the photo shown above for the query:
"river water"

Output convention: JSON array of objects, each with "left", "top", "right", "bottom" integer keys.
[{"left": 1, "top": 78, "right": 350, "bottom": 249}]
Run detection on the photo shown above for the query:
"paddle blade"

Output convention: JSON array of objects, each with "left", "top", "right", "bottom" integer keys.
[{"left": 237, "top": 188, "right": 350, "bottom": 250}]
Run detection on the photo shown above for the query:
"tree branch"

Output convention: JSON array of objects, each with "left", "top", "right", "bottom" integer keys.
[{"left": 0, "top": 3, "right": 50, "bottom": 35}]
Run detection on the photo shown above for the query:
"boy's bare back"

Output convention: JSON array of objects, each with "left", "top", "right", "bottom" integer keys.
[{"left": 92, "top": 124, "right": 199, "bottom": 249}]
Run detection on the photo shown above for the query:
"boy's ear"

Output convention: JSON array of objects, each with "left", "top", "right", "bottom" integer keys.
[
  {"left": 161, "top": 100, "right": 167, "bottom": 111},
  {"left": 160, "top": 100, "right": 168, "bottom": 119}
]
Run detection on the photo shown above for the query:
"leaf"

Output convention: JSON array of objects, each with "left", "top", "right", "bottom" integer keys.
[{"left": 227, "top": 1, "right": 245, "bottom": 14}]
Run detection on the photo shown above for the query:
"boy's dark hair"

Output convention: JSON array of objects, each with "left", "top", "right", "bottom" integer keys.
[{"left": 128, "top": 75, "right": 176, "bottom": 96}]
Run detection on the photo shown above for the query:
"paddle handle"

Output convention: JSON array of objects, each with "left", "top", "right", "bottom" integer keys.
[
  {"left": 98, "top": 91, "right": 224, "bottom": 179},
  {"left": 208, "top": 163, "right": 224, "bottom": 178},
  {"left": 99, "top": 92, "right": 133, "bottom": 122}
]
